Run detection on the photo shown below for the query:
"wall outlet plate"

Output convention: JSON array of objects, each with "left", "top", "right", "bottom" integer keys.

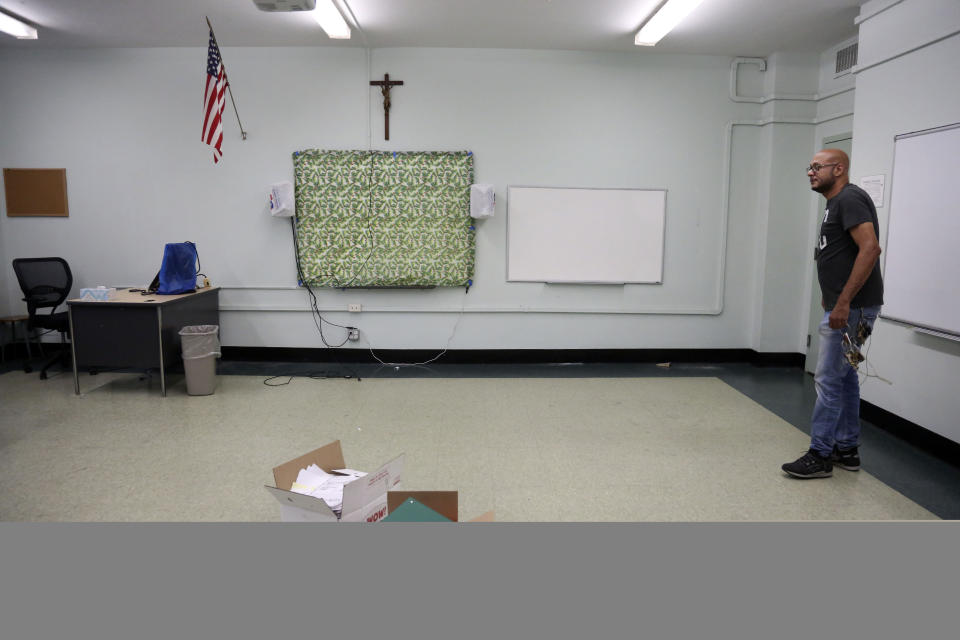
[
  {"left": 348, "top": 303, "right": 361, "bottom": 313},
  {"left": 348, "top": 329, "right": 359, "bottom": 341}
]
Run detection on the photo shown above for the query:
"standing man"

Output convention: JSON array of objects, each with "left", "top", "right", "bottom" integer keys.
[{"left": 782, "top": 149, "right": 884, "bottom": 478}]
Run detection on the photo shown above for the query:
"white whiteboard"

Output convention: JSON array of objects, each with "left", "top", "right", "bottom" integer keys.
[
  {"left": 882, "top": 123, "right": 960, "bottom": 337},
  {"left": 507, "top": 186, "right": 666, "bottom": 284}
]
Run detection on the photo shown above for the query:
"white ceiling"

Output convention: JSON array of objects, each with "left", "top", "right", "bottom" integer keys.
[{"left": 0, "top": 0, "right": 862, "bottom": 56}]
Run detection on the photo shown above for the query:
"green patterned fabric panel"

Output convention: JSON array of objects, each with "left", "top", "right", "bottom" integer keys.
[{"left": 293, "top": 150, "right": 475, "bottom": 288}]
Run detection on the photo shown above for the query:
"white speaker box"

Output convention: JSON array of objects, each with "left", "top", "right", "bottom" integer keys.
[{"left": 470, "top": 184, "right": 495, "bottom": 219}]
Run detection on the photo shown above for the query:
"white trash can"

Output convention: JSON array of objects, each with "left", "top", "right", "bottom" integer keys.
[{"left": 179, "top": 324, "right": 220, "bottom": 396}]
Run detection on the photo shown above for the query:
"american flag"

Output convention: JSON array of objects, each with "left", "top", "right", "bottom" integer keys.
[{"left": 202, "top": 30, "right": 225, "bottom": 163}]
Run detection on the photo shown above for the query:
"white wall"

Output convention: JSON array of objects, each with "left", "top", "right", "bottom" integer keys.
[
  {"left": 850, "top": 0, "right": 960, "bottom": 442},
  {"left": 0, "top": 43, "right": 841, "bottom": 354}
]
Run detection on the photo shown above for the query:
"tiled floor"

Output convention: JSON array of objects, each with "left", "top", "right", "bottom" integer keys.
[
  {"left": 1, "top": 356, "right": 956, "bottom": 521},
  {"left": 215, "top": 358, "right": 960, "bottom": 519}
]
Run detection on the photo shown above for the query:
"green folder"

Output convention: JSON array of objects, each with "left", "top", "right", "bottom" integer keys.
[{"left": 382, "top": 498, "right": 452, "bottom": 522}]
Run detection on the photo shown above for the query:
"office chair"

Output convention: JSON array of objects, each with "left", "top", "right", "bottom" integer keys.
[{"left": 12, "top": 257, "right": 73, "bottom": 380}]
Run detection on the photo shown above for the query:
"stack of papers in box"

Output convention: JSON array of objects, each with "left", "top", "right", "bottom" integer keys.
[
  {"left": 266, "top": 441, "right": 406, "bottom": 523},
  {"left": 289, "top": 464, "right": 367, "bottom": 516}
]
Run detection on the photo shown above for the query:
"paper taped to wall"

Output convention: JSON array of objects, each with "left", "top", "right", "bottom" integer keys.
[
  {"left": 269, "top": 181, "right": 295, "bottom": 217},
  {"left": 470, "top": 183, "right": 495, "bottom": 218}
]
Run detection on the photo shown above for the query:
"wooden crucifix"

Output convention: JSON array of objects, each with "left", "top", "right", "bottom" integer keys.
[{"left": 369, "top": 73, "right": 404, "bottom": 140}]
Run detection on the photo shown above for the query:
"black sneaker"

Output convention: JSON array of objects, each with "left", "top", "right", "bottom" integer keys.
[
  {"left": 782, "top": 450, "right": 833, "bottom": 478},
  {"left": 831, "top": 446, "right": 861, "bottom": 471}
]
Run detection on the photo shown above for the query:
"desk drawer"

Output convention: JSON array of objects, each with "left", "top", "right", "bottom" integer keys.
[{"left": 72, "top": 306, "right": 161, "bottom": 369}]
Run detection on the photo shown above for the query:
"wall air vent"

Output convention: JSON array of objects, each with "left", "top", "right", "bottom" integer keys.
[{"left": 835, "top": 42, "right": 858, "bottom": 75}]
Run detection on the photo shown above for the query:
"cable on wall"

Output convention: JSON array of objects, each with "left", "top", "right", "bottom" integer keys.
[
  {"left": 362, "top": 291, "right": 468, "bottom": 368},
  {"left": 289, "top": 216, "right": 353, "bottom": 347}
]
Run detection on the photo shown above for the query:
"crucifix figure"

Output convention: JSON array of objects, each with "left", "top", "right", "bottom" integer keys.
[{"left": 369, "top": 73, "right": 404, "bottom": 140}]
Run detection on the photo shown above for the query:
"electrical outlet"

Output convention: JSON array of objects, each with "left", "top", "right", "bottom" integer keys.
[
  {"left": 348, "top": 303, "right": 362, "bottom": 313},
  {"left": 348, "top": 328, "right": 359, "bottom": 341}
]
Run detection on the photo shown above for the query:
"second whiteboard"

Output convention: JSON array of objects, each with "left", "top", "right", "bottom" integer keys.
[{"left": 507, "top": 186, "right": 666, "bottom": 284}]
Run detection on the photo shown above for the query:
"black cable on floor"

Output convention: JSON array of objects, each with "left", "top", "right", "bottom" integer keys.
[{"left": 263, "top": 368, "right": 362, "bottom": 387}]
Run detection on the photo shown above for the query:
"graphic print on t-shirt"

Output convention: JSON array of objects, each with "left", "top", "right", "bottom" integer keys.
[{"left": 818, "top": 208, "right": 829, "bottom": 251}]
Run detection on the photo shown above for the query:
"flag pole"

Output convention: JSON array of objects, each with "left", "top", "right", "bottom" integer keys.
[{"left": 205, "top": 16, "right": 247, "bottom": 140}]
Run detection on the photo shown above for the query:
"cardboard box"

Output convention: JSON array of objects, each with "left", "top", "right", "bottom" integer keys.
[{"left": 265, "top": 440, "right": 405, "bottom": 523}]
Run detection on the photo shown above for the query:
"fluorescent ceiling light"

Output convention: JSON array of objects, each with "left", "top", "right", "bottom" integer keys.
[
  {"left": 0, "top": 12, "right": 37, "bottom": 39},
  {"left": 635, "top": 0, "right": 704, "bottom": 46},
  {"left": 312, "top": 1, "right": 350, "bottom": 39}
]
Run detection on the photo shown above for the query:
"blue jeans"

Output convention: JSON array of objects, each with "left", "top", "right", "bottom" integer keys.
[{"left": 809, "top": 305, "right": 881, "bottom": 456}]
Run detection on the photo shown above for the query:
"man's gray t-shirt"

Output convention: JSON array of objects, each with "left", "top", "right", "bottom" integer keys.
[{"left": 815, "top": 183, "right": 884, "bottom": 311}]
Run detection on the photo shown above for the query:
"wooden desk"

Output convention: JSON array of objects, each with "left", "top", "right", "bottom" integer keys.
[{"left": 67, "top": 287, "right": 220, "bottom": 396}]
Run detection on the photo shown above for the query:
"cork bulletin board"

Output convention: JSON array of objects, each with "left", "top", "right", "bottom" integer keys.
[{"left": 3, "top": 168, "right": 69, "bottom": 217}]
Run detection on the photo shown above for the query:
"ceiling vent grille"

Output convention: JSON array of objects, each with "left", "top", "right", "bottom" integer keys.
[
  {"left": 253, "top": 0, "right": 316, "bottom": 11},
  {"left": 835, "top": 42, "right": 858, "bottom": 74}
]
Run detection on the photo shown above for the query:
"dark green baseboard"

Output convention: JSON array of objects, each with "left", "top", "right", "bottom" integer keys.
[{"left": 220, "top": 347, "right": 806, "bottom": 368}]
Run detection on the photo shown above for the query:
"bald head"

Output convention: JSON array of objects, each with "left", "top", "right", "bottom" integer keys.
[
  {"left": 820, "top": 148, "right": 850, "bottom": 174},
  {"left": 808, "top": 148, "right": 850, "bottom": 198}
]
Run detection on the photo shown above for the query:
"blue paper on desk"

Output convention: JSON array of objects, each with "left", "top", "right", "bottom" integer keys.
[{"left": 153, "top": 242, "right": 199, "bottom": 294}]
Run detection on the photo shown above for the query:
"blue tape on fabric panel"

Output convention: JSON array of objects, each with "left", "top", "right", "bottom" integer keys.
[
  {"left": 467, "top": 151, "right": 473, "bottom": 156},
  {"left": 469, "top": 225, "right": 475, "bottom": 231},
  {"left": 393, "top": 152, "right": 397, "bottom": 159}
]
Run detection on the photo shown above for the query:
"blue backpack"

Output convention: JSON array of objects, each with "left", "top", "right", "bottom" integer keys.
[{"left": 149, "top": 242, "right": 199, "bottom": 294}]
